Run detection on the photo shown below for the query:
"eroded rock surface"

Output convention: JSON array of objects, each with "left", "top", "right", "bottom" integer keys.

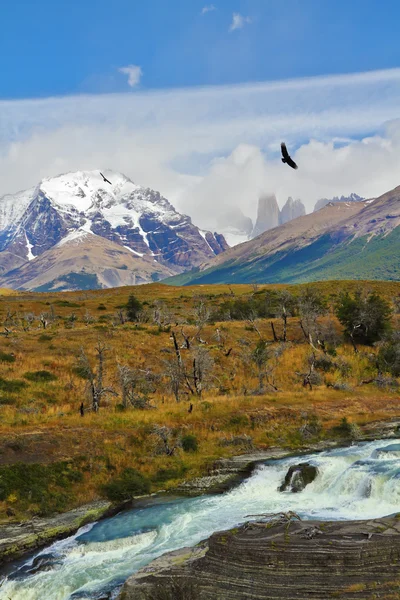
[{"left": 120, "top": 516, "right": 400, "bottom": 599}]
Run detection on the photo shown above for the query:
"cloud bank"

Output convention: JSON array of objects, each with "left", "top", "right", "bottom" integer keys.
[{"left": 1, "top": 68, "right": 400, "bottom": 237}]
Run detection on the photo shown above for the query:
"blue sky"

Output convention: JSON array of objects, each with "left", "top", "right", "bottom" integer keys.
[
  {"left": 1, "top": 0, "right": 400, "bottom": 233},
  {"left": 2, "top": 0, "right": 400, "bottom": 98}
]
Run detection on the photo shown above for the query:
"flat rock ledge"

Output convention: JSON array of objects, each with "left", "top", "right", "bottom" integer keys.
[
  {"left": 0, "top": 500, "right": 111, "bottom": 563},
  {"left": 120, "top": 515, "right": 400, "bottom": 600}
]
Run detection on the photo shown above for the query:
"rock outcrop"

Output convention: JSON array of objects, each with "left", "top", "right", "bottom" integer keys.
[
  {"left": 0, "top": 500, "right": 111, "bottom": 563},
  {"left": 251, "top": 194, "right": 280, "bottom": 238},
  {"left": 120, "top": 516, "right": 400, "bottom": 600},
  {"left": 279, "top": 197, "right": 306, "bottom": 225},
  {"left": 278, "top": 462, "right": 318, "bottom": 492},
  {"left": 314, "top": 193, "right": 365, "bottom": 212}
]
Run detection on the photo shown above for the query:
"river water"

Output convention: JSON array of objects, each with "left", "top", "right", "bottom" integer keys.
[{"left": 2, "top": 439, "right": 400, "bottom": 600}]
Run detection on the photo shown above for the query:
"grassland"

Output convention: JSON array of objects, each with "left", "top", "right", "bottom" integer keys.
[{"left": 0, "top": 280, "right": 399, "bottom": 522}]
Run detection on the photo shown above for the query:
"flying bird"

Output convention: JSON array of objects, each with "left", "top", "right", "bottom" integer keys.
[
  {"left": 281, "top": 143, "right": 298, "bottom": 170},
  {"left": 100, "top": 172, "right": 112, "bottom": 185}
]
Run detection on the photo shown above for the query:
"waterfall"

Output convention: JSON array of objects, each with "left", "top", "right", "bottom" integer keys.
[{"left": 2, "top": 439, "right": 400, "bottom": 600}]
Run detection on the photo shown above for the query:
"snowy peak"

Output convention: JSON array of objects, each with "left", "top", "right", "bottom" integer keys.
[{"left": 0, "top": 170, "right": 228, "bottom": 289}]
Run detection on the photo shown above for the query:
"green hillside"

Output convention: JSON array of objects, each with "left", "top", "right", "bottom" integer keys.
[{"left": 166, "top": 228, "right": 400, "bottom": 286}]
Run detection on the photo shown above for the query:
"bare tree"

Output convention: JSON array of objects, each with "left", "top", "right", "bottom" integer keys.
[
  {"left": 152, "top": 425, "right": 178, "bottom": 456},
  {"left": 191, "top": 346, "right": 214, "bottom": 397},
  {"left": 298, "top": 289, "right": 328, "bottom": 352},
  {"left": 77, "top": 342, "right": 117, "bottom": 411},
  {"left": 248, "top": 339, "right": 282, "bottom": 393},
  {"left": 117, "top": 364, "right": 154, "bottom": 409},
  {"left": 83, "top": 309, "right": 94, "bottom": 326},
  {"left": 153, "top": 300, "right": 172, "bottom": 329},
  {"left": 113, "top": 308, "right": 127, "bottom": 326},
  {"left": 21, "top": 312, "right": 35, "bottom": 331},
  {"left": 163, "top": 356, "right": 185, "bottom": 402}
]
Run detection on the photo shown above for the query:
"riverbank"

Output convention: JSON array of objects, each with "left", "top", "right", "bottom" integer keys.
[{"left": 1, "top": 417, "right": 399, "bottom": 566}]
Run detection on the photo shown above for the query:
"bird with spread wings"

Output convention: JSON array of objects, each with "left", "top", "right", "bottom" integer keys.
[
  {"left": 281, "top": 143, "right": 298, "bottom": 170},
  {"left": 100, "top": 172, "right": 112, "bottom": 185}
]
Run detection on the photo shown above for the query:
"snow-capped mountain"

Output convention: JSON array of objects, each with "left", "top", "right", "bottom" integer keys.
[{"left": 0, "top": 170, "right": 228, "bottom": 291}]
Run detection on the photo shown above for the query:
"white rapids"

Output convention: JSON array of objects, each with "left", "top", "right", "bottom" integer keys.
[{"left": 1, "top": 439, "right": 400, "bottom": 600}]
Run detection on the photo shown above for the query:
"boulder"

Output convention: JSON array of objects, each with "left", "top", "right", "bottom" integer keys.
[{"left": 278, "top": 462, "right": 318, "bottom": 492}]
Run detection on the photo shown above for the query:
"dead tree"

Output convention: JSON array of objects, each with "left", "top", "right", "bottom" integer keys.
[
  {"left": 117, "top": 364, "right": 154, "bottom": 409},
  {"left": 296, "top": 352, "right": 317, "bottom": 390},
  {"left": 249, "top": 339, "right": 281, "bottom": 393},
  {"left": 192, "top": 346, "right": 214, "bottom": 398},
  {"left": 170, "top": 331, "right": 195, "bottom": 395},
  {"left": 152, "top": 425, "right": 177, "bottom": 456},
  {"left": 77, "top": 342, "right": 117, "bottom": 411}
]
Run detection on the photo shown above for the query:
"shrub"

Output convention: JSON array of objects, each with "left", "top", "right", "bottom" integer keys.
[
  {"left": 181, "top": 434, "right": 199, "bottom": 453},
  {"left": 228, "top": 414, "right": 249, "bottom": 428},
  {"left": 335, "top": 290, "right": 392, "bottom": 346},
  {"left": 97, "top": 304, "right": 107, "bottom": 311},
  {"left": 23, "top": 370, "right": 57, "bottom": 382},
  {"left": 126, "top": 294, "right": 142, "bottom": 321},
  {"left": 378, "top": 335, "right": 400, "bottom": 377},
  {"left": 0, "top": 351, "right": 16, "bottom": 363},
  {"left": 38, "top": 334, "right": 53, "bottom": 342},
  {"left": 0, "top": 377, "right": 27, "bottom": 393},
  {"left": 102, "top": 468, "right": 150, "bottom": 502},
  {"left": 332, "top": 417, "right": 361, "bottom": 439},
  {"left": 153, "top": 464, "right": 188, "bottom": 482}
]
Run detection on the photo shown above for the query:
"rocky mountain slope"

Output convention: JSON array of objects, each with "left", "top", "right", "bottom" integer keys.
[
  {"left": 166, "top": 184, "right": 400, "bottom": 285},
  {"left": 121, "top": 516, "right": 400, "bottom": 599},
  {"left": 0, "top": 170, "right": 228, "bottom": 291},
  {"left": 314, "top": 192, "right": 364, "bottom": 212}
]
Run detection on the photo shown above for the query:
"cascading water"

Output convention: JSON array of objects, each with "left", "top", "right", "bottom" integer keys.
[{"left": 2, "top": 439, "right": 400, "bottom": 600}]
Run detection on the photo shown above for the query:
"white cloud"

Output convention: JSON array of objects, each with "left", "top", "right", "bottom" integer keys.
[
  {"left": 118, "top": 64, "right": 143, "bottom": 88},
  {"left": 229, "top": 12, "right": 252, "bottom": 32},
  {"left": 2, "top": 68, "right": 400, "bottom": 243},
  {"left": 201, "top": 4, "right": 216, "bottom": 15}
]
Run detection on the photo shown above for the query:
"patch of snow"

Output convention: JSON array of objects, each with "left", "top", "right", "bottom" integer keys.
[
  {"left": 123, "top": 246, "right": 144, "bottom": 257},
  {"left": 57, "top": 227, "right": 94, "bottom": 247},
  {"left": 199, "top": 229, "right": 214, "bottom": 253},
  {"left": 25, "top": 231, "right": 36, "bottom": 261}
]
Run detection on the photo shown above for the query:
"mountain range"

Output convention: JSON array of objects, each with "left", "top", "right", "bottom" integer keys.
[
  {"left": 0, "top": 170, "right": 228, "bottom": 291},
  {"left": 167, "top": 184, "right": 400, "bottom": 286}
]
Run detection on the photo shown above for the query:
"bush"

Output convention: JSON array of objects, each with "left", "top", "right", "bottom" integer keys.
[
  {"left": 23, "top": 370, "right": 57, "bottom": 382},
  {"left": 0, "top": 351, "right": 16, "bottom": 363},
  {"left": 126, "top": 294, "right": 142, "bottom": 321},
  {"left": 332, "top": 417, "right": 361, "bottom": 439},
  {"left": 153, "top": 464, "right": 188, "bottom": 482},
  {"left": 0, "top": 377, "right": 27, "bottom": 393},
  {"left": 38, "top": 334, "right": 53, "bottom": 342},
  {"left": 335, "top": 290, "right": 392, "bottom": 346},
  {"left": 378, "top": 335, "right": 400, "bottom": 377},
  {"left": 181, "top": 434, "right": 199, "bottom": 453},
  {"left": 102, "top": 468, "right": 150, "bottom": 502}
]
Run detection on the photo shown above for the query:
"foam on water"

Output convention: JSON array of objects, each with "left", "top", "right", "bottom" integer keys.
[{"left": 2, "top": 439, "right": 400, "bottom": 600}]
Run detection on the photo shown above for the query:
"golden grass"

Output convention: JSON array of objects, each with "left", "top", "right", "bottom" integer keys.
[{"left": 0, "top": 280, "right": 399, "bottom": 520}]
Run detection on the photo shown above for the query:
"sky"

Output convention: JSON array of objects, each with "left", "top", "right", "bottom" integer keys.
[{"left": 1, "top": 0, "right": 400, "bottom": 235}]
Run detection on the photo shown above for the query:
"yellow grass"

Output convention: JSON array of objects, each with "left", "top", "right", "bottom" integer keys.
[{"left": 0, "top": 280, "right": 399, "bottom": 520}]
